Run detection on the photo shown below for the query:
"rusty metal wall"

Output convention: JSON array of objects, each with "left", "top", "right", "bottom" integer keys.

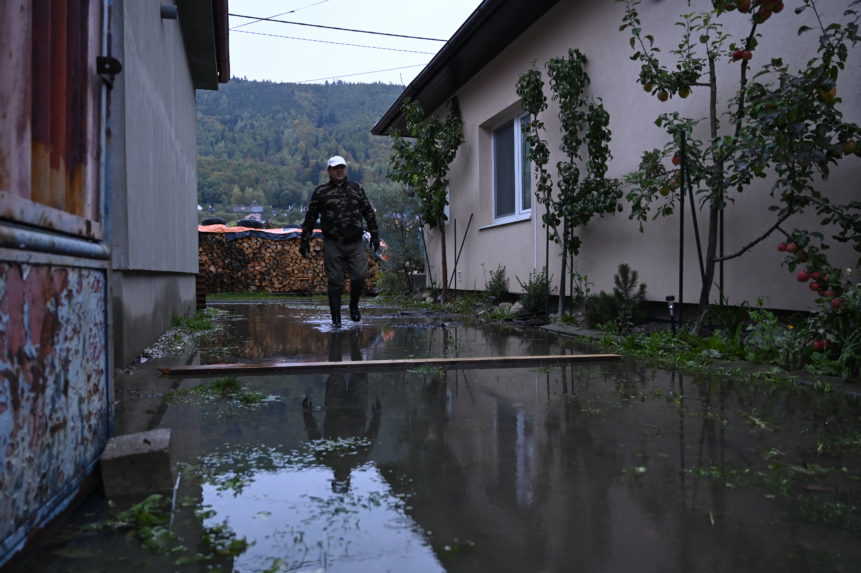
[
  {"left": 0, "top": 262, "right": 109, "bottom": 558},
  {"left": 0, "top": 0, "right": 32, "bottom": 200},
  {"left": 2, "top": 0, "right": 102, "bottom": 239},
  {"left": 0, "top": 0, "right": 111, "bottom": 565},
  {"left": 31, "top": 0, "right": 91, "bottom": 216}
]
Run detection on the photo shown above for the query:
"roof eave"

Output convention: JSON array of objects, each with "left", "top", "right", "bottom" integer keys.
[
  {"left": 371, "top": 0, "right": 559, "bottom": 136},
  {"left": 178, "top": 0, "right": 231, "bottom": 90}
]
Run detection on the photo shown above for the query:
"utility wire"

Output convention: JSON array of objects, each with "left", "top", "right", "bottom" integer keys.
[
  {"left": 297, "top": 63, "right": 424, "bottom": 83},
  {"left": 233, "top": 29, "right": 436, "bottom": 55},
  {"left": 230, "top": 0, "right": 328, "bottom": 30},
  {"left": 228, "top": 12, "right": 447, "bottom": 42}
]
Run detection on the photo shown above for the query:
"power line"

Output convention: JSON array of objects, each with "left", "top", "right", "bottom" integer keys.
[
  {"left": 228, "top": 12, "right": 447, "bottom": 42},
  {"left": 297, "top": 63, "right": 425, "bottom": 83},
  {"left": 233, "top": 29, "right": 436, "bottom": 55},
  {"left": 230, "top": 1, "right": 328, "bottom": 30}
]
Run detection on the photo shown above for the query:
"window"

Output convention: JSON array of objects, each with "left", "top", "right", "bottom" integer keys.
[
  {"left": 492, "top": 114, "right": 531, "bottom": 222},
  {"left": 0, "top": 0, "right": 101, "bottom": 239}
]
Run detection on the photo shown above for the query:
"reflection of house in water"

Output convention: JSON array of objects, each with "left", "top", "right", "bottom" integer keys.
[
  {"left": 93, "top": 318, "right": 858, "bottom": 570},
  {"left": 367, "top": 350, "right": 813, "bottom": 572}
]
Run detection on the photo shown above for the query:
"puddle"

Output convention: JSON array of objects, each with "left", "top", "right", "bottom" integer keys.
[{"left": 7, "top": 300, "right": 861, "bottom": 572}]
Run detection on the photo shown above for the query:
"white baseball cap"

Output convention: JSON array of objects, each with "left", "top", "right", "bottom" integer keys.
[{"left": 327, "top": 155, "right": 347, "bottom": 167}]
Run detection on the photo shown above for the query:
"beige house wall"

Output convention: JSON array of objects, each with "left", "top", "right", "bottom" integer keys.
[{"left": 426, "top": 0, "right": 860, "bottom": 310}]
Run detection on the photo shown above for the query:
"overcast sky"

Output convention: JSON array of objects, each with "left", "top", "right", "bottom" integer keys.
[{"left": 227, "top": 0, "right": 483, "bottom": 85}]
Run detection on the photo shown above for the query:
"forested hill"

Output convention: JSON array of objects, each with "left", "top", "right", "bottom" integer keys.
[{"left": 196, "top": 78, "right": 404, "bottom": 215}]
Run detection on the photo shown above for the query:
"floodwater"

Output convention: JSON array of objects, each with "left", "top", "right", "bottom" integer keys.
[{"left": 6, "top": 299, "right": 861, "bottom": 573}]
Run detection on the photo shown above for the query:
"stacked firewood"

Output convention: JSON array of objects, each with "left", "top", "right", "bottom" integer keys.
[{"left": 198, "top": 233, "right": 379, "bottom": 294}]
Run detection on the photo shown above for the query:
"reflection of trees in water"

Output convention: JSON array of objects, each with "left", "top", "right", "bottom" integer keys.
[{"left": 303, "top": 331, "right": 381, "bottom": 493}]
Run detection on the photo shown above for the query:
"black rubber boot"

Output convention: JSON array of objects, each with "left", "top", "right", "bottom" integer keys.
[
  {"left": 328, "top": 289, "right": 342, "bottom": 328},
  {"left": 349, "top": 279, "right": 364, "bottom": 322}
]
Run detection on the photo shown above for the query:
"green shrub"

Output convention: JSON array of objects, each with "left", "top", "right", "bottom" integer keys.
[
  {"left": 172, "top": 311, "right": 213, "bottom": 331},
  {"left": 809, "top": 280, "right": 861, "bottom": 379},
  {"left": 744, "top": 308, "right": 784, "bottom": 364},
  {"left": 376, "top": 269, "right": 410, "bottom": 295},
  {"left": 584, "top": 264, "right": 647, "bottom": 332},
  {"left": 449, "top": 293, "right": 486, "bottom": 314},
  {"left": 613, "top": 263, "right": 647, "bottom": 332},
  {"left": 705, "top": 302, "right": 751, "bottom": 332},
  {"left": 571, "top": 272, "right": 593, "bottom": 308},
  {"left": 584, "top": 292, "right": 619, "bottom": 327},
  {"left": 516, "top": 270, "right": 551, "bottom": 315},
  {"left": 486, "top": 265, "right": 508, "bottom": 302}
]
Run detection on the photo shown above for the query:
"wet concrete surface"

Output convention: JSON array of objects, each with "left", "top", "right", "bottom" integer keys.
[{"left": 6, "top": 299, "right": 861, "bottom": 572}]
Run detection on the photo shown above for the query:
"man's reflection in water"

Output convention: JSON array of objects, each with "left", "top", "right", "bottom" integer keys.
[{"left": 303, "top": 330, "right": 381, "bottom": 493}]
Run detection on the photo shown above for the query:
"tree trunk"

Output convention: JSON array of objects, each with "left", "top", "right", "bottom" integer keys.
[
  {"left": 694, "top": 55, "right": 724, "bottom": 335},
  {"left": 544, "top": 227, "right": 550, "bottom": 314},
  {"left": 440, "top": 222, "right": 448, "bottom": 303},
  {"left": 558, "top": 220, "right": 568, "bottom": 316}
]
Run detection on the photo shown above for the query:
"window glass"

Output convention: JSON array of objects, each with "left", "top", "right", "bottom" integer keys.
[
  {"left": 491, "top": 114, "right": 532, "bottom": 222},
  {"left": 519, "top": 115, "right": 532, "bottom": 211},
  {"left": 493, "top": 120, "right": 515, "bottom": 218}
]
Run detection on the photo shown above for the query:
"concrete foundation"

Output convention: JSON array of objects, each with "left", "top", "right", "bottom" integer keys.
[
  {"left": 100, "top": 428, "right": 174, "bottom": 499},
  {"left": 112, "top": 271, "right": 196, "bottom": 367}
]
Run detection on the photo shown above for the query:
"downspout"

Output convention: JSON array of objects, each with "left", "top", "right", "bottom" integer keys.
[{"left": 100, "top": 0, "right": 113, "bottom": 437}]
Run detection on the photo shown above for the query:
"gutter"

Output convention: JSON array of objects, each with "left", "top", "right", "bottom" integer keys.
[
  {"left": 371, "top": 0, "right": 560, "bottom": 136},
  {"left": 370, "top": 0, "right": 502, "bottom": 135},
  {"left": 213, "top": 0, "right": 230, "bottom": 83}
]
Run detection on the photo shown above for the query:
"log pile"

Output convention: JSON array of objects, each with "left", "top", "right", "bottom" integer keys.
[{"left": 198, "top": 233, "right": 379, "bottom": 294}]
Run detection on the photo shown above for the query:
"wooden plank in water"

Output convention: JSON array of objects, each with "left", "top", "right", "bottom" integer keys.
[{"left": 160, "top": 354, "right": 622, "bottom": 377}]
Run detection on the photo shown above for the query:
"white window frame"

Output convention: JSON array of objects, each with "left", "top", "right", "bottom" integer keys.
[{"left": 491, "top": 113, "right": 532, "bottom": 225}]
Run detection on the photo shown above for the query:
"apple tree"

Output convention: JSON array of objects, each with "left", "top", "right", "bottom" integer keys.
[{"left": 620, "top": 0, "right": 861, "bottom": 334}]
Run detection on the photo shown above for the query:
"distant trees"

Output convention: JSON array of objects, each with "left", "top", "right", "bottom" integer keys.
[{"left": 196, "top": 79, "right": 404, "bottom": 210}]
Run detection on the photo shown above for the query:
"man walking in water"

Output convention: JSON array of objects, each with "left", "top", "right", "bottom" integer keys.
[{"left": 300, "top": 155, "right": 380, "bottom": 328}]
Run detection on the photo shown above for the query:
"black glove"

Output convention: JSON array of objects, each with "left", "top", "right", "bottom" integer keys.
[
  {"left": 371, "top": 234, "right": 381, "bottom": 253},
  {"left": 299, "top": 240, "right": 310, "bottom": 259}
]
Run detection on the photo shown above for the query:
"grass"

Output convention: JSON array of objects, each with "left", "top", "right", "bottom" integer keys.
[
  {"left": 87, "top": 494, "right": 250, "bottom": 564},
  {"left": 407, "top": 365, "right": 445, "bottom": 377},
  {"left": 171, "top": 310, "right": 214, "bottom": 331},
  {"left": 207, "top": 291, "right": 309, "bottom": 301},
  {"left": 166, "top": 376, "right": 266, "bottom": 406}
]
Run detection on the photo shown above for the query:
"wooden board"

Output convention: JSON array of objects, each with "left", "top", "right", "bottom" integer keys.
[{"left": 160, "top": 353, "right": 622, "bottom": 377}]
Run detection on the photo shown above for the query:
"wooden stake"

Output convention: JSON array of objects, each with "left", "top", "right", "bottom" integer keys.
[{"left": 160, "top": 353, "right": 622, "bottom": 377}]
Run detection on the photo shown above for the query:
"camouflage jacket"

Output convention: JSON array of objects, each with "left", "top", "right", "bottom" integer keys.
[{"left": 301, "top": 178, "right": 378, "bottom": 243}]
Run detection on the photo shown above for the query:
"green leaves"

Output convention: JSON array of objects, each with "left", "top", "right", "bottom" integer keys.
[
  {"left": 389, "top": 99, "right": 464, "bottom": 230},
  {"left": 516, "top": 49, "right": 622, "bottom": 258},
  {"left": 516, "top": 65, "right": 555, "bottom": 241}
]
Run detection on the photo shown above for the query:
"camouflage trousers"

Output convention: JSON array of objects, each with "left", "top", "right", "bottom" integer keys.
[{"left": 323, "top": 238, "right": 368, "bottom": 291}]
